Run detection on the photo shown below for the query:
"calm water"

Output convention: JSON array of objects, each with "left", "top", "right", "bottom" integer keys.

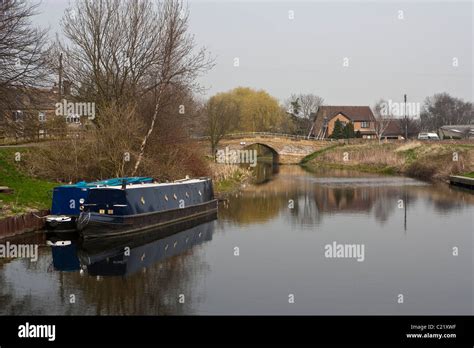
[{"left": 0, "top": 165, "right": 473, "bottom": 315}]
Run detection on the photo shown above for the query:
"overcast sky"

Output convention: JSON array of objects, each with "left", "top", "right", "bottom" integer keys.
[{"left": 35, "top": 0, "right": 473, "bottom": 107}]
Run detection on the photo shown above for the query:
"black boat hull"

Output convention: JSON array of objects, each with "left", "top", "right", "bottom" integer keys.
[
  {"left": 78, "top": 199, "right": 218, "bottom": 239},
  {"left": 45, "top": 218, "right": 77, "bottom": 233}
]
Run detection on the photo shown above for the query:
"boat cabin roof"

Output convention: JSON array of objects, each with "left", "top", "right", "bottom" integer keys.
[
  {"left": 88, "top": 178, "right": 209, "bottom": 191},
  {"left": 58, "top": 177, "right": 153, "bottom": 189}
]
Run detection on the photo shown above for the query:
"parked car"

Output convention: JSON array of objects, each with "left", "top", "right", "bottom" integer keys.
[{"left": 417, "top": 132, "right": 439, "bottom": 140}]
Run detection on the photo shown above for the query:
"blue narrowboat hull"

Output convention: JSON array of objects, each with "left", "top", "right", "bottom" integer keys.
[
  {"left": 77, "top": 178, "right": 217, "bottom": 239},
  {"left": 46, "top": 177, "right": 153, "bottom": 233},
  {"left": 78, "top": 199, "right": 218, "bottom": 238}
]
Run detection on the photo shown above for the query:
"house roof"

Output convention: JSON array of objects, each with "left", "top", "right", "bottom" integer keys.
[
  {"left": 6, "top": 87, "right": 58, "bottom": 111},
  {"left": 318, "top": 106, "right": 376, "bottom": 122},
  {"left": 383, "top": 119, "right": 404, "bottom": 136}
]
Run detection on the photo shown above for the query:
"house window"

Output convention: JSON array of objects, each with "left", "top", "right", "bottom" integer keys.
[
  {"left": 38, "top": 112, "right": 46, "bottom": 122},
  {"left": 13, "top": 110, "right": 23, "bottom": 122},
  {"left": 361, "top": 121, "right": 369, "bottom": 128}
]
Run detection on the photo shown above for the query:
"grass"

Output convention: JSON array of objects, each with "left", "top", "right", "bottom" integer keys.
[
  {"left": 300, "top": 144, "right": 340, "bottom": 164},
  {"left": 302, "top": 141, "right": 474, "bottom": 181},
  {"left": 461, "top": 172, "right": 474, "bottom": 178},
  {"left": 210, "top": 163, "right": 253, "bottom": 195},
  {"left": 0, "top": 148, "right": 56, "bottom": 216}
]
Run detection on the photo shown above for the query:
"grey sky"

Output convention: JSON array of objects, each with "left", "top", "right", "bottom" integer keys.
[{"left": 35, "top": 0, "right": 473, "bottom": 106}]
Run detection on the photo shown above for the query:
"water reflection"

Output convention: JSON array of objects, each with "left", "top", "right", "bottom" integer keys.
[
  {"left": 0, "top": 215, "right": 216, "bottom": 315},
  {"left": 241, "top": 160, "right": 279, "bottom": 184},
  {"left": 0, "top": 166, "right": 472, "bottom": 315},
  {"left": 221, "top": 166, "right": 474, "bottom": 229},
  {"left": 50, "top": 214, "right": 217, "bottom": 276}
]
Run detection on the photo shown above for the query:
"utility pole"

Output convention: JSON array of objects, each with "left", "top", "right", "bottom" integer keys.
[{"left": 404, "top": 94, "right": 408, "bottom": 141}]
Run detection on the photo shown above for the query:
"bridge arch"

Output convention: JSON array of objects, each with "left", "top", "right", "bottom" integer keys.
[{"left": 242, "top": 142, "right": 280, "bottom": 164}]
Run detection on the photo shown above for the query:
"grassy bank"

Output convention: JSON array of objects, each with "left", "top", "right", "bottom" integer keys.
[
  {"left": 301, "top": 141, "right": 474, "bottom": 181},
  {"left": 0, "top": 145, "right": 253, "bottom": 217},
  {"left": 0, "top": 148, "right": 56, "bottom": 217},
  {"left": 210, "top": 163, "right": 254, "bottom": 196}
]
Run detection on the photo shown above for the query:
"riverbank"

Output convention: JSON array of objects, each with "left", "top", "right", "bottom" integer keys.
[
  {"left": 301, "top": 140, "right": 474, "bottom": 182},
  {"left": 0, "top": 148, "right": 56, "bottom": 219},
  {"left": 0, "top": 148, "right": 56, "bottom": 238},
  {"left": 210, "top": 163, "right": 254, "bottom": 198},
  {"left": 0, "top": 146, "right": 252, "bottom": 219}
]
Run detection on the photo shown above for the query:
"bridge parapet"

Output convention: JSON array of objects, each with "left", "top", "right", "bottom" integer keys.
[
  {"left": 215, "top": 135, "right": 334, "bottom": 164},
  {"left": 193, "top": 132, "right": 332, "bottom": 142}
]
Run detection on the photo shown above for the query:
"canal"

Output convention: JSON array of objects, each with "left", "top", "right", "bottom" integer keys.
[{"left": 0, "top": 164, "right": 472, "bottom": 315}]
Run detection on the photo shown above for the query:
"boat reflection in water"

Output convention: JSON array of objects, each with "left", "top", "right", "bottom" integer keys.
[{"left": 48, "top": 213, "right": 216, "bottom": 277}]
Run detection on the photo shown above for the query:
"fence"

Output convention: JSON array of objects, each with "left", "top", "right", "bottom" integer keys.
[
  {"left": 0, "top": 128, "right": 86, "bottom": 146},
  {"left": 192, "top": 132, "right": 333, "bottom": 141}
]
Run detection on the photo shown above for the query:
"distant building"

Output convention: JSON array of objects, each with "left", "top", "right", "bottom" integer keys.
[
  {"left": 2, "top": 87, "right": 59, "bottom": 125},
  {"left": 1, "top": 82, "right": 90, "bottom": 128},
  {"left": 439, "top": 125, "right": 474, "bottom": 139},
  {"left": 381, "top": 119, "right": 405, "bottom": 140},
  {"left": 310, "top": 106, "right": 377, "bottom": 139}
]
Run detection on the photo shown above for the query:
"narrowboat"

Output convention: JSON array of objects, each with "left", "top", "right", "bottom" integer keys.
[
  {"left": 45, "top": 177, "right": 153, "bottom": 233},
  {"left": 77, "top": 177, "right": 217, "bottom": 239}
]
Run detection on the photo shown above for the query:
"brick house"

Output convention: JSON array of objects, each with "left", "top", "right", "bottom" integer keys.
[{"left": 310, "top": 106, "right": 377, "bottom": 139}]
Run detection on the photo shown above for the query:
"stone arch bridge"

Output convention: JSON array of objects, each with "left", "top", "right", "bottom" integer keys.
[{"left": 198, "top": 132, "right": 335, "bottom": 164}]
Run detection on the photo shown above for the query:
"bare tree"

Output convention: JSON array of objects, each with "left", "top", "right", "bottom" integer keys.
[
  {"left": 57, "top": 0, "right": 213, "bottom": 174},
  {"left": 0, "top": 0, "right": 50, "bottom": 115},
  {"left": 420, "top": 93, "right": 473, "bottom": 131},
  {"left": 205, "top": 95, "right": 240, "bottom": 155},
  {"left": 132, "top": 1, "right": 214, "bottom": 174},
  {"left": 285, "top": 93, "right": 323, "bottom": 137},
  {"left": 373, "top": 99, "right": 392, "bottom": 142}
]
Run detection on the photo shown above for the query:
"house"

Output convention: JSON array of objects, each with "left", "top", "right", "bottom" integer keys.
[
  {"left": 2, "top": 87, "right": 59, "bottom": 124},
  {"left": 381, "top": 119, "right": 405, "bottom": 140},
  {"left": 310, "top": 106, "right": 377, "bottom": 139},
  {"left": 1, "top": 82, "right": 89, "bottom": 129}
]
